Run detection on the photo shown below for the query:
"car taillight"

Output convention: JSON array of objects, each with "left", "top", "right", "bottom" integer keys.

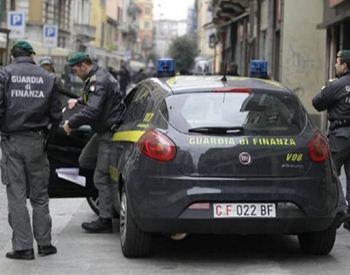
[
  {"left": 308, "top": 132, "right": 330, "bottom": 163},
  {"left": 137, "top": 129, "right": 176, "bottom": 161},
  {"left": 213, "top": 87, "right": 252, "bottom": 93}
]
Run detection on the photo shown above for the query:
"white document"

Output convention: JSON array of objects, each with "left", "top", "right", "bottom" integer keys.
[{"left": 55, "top": 168, "right": 86, "bottom": 187}]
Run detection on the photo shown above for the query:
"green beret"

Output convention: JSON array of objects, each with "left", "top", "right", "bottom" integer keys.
[
  {"left": 67, "top": 52, "right": 90, "bottom": 66},
  {"left": 13, "top": 40, "right": 35, "bottom": 54},
  {"left": 337, "top": 50, "right": 350, "bottom": 60}
]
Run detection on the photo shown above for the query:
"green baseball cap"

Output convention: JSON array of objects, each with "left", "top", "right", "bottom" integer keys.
[
  {"left": 67, "top": 52, "right": 90, "bottom": 66},
  {"left": 337, "top": 50, "right": 350, "bottom": 60},
  {"left": 13, "top": 40, "right": 36, "bottom": 54}
]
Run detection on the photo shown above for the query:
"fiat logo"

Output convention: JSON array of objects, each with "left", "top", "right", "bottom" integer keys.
[{"left": 239, "top": 152, "right": 251, "bottom": 165}]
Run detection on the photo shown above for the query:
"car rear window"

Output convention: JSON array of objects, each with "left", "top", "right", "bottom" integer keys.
[{"left": 160, "top": 91, "right": 306, "bottom": 135}]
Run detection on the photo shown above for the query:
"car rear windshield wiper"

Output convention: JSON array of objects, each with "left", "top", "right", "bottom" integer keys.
[{"left": 188, "top": 126, "right": 244, "bottom": 134}]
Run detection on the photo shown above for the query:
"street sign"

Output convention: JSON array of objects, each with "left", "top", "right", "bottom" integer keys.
[
  {"left": 43, "top": 24, "right": 58, "bottom": 47},
  {"left": 7, "top": 11, "right": 25, "bottom": 39}
]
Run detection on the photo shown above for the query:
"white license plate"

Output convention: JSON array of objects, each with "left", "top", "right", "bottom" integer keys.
[{"left": 213, "top": 203, "right": 276, "bottom": 218}]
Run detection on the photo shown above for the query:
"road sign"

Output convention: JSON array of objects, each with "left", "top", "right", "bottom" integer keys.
[
  {"left": 43, "top": 24, "right": 58, "bottom": 47},
  {"left": 7, "top": 11, "right": 25, "bottom": 39}
]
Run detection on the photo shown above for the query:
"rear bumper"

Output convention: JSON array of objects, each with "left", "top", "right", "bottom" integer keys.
[
  {"left": 126, "top": 175, "right": 338, "bottom": 234},
  {"left": 136, "top": 217, "right": 334, "bottom": 235}
]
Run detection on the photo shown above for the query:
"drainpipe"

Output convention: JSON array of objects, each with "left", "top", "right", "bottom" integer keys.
[
  {"left": 266, "top": 0, "right": 274, "bottom": 76},
  {"left": 256, "top": 0, "right": 262, "bottom": 58}
]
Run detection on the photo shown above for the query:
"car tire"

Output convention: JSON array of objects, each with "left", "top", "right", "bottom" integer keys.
[
  {"left": 298, "top": 222, "right": 336, "bottom": 255},
  {"left": 86, "top": 196, "right": 99, "bottom": 215},
  {"left": 120, "top": 185, "right": 151, "bottom": 258}
]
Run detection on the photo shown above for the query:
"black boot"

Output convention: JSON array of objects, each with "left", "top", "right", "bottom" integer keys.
[
  {"left": 335, "top": 210, "right": 350, "bottom": 229},
  {"left": 344, "top": 210, "right": 350, "bottom": 230},
  {"left": 38, "top": 244, "right": 57, "bottom": 256},
  {"left": 81, "top": 217, "right": 113, "bottom": 233},
  {"left": 6, "top": 249, "right": 34, "bottom": 260}
]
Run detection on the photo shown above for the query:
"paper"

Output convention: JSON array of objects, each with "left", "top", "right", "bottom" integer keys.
[{"left": 56, "top": 168, "right": 86, "bottom": 187}]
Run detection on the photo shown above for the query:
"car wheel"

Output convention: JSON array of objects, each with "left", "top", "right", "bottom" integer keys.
[
  {"left": 120, "top": 185, "right": 151, "bottom": 258},
  {"left": 298, "top": 222, "right": 336, "bottom": 255},
  {"left": 86, "top": 196, "right": 99, "bottom": 215}
]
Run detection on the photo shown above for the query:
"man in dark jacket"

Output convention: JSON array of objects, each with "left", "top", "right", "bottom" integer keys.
[
  {"left": 0, "top": 41, "right": 62, "bottom": 260},
  {"left": 312, "top": 49, "right": 350, "bottom": 230},
  {"left": 63, "top": 52, "right": 125, "bottom": 233},
  {"left": 118, "top": 60, "right": 130, "bottom": 97}
]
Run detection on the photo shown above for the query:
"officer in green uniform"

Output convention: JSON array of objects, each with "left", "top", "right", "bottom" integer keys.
[
  {"left": 313, "top": 49, "right": 350, "bottom": 229},
  {"left": 64, "top": 52, "right": 125, "bottom": 233},
  {"left": 0, "top": 41, "right": 62, "bottom": 260}
]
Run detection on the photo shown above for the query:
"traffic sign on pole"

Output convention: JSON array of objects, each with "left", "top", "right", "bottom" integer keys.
[
  {"left": 43, "top": 24, "right": 58, "bottom": 48},
  {"left": 7, "top": 11, "right": 25, "bottom": 39}
]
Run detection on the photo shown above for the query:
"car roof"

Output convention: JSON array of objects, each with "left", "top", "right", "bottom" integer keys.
[{"left": 155, "top": 75, "right": 290, "bottom": 95}]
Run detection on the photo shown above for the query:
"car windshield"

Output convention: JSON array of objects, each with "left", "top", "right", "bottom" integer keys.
[{"left": 160, "top": 91, "right": 306, "bottom": 135}]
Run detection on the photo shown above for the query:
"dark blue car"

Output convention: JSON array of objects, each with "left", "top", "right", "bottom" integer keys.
[{"left": 48, "top": 76, "right": 338, "bottom": 258}]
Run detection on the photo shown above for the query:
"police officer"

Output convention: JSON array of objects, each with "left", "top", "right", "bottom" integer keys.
[
  {"left": 118, "top": 60, "right": 130, "bottom": 97},
  {"left": 63, "top": 52, "right": 125, "bottom": 233},
  {"left": 312, "top": 49, "right": 350, "bottom": 230},
  {"left": 0, "top": 41, "right": 62, "bottom": 260},
  {"left": 39, "top": 56, "right": 78, "bottom": 100},
  {"left": 227, "top": 62, "right": 239, "bottom": 76}
]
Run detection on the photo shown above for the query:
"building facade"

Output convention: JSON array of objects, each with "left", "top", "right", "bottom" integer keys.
[
  {"left": 135, "top": 0, "right": 153, "bottom": 61},
  {"left": 71, "top": 0, "right": 95, "bottom": 52},
  {"left": 319, "top": 0, "right": 350, "bottom": 79},
  {"left": 195, "top": 0, "right": 215, "bottom": 74},
  {"left": 210, "top": 0, "right": 326, "bottom": 126},
  {"left": 0, "top": 0, "right": 11, "bottom": 65}
]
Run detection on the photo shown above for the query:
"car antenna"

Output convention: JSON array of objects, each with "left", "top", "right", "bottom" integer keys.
[
  {"left": 221, "top": 38, "right": 228, "bottom": 82},
  {"left": 221, "top": 62, "right": 227, "bottom": 82}
]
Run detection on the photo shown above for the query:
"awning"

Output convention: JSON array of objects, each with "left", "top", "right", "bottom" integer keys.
[
  {"left": 203, "top": 12, "right": 249, "bottom": 30},
  {"left": 317, "top": 10, "right": 350, "bottom": 29}
]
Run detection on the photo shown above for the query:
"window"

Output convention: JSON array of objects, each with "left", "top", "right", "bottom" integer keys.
[
  {"left": 161, "top": 91, "right": 305, "bottom": 135},
  {"left": 121, "top": 85, "right": 154, "bottom": 128}
]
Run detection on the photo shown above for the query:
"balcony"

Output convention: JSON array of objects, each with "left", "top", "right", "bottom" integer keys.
[{"left": 73, "top": 23, "right": 96, "bottom": 42}]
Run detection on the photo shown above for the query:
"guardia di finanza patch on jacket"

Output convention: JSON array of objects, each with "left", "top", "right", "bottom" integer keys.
[{"left": 10, "top": 75, "right": 45, "bottom": 98}]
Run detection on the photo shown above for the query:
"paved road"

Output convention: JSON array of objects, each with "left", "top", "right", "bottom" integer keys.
[{"left": 0, "top": 174, "right": 350, "bottom": 275}]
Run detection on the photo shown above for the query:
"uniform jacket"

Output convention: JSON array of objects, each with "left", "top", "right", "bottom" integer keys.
[
  {"left": 0, "top": 57, "right": 62, "bottom": 133},
  {"left": 68, "top": 65, "right": 125, "bottom": 133},
  {"left": 312, "top": 70, "right": 350, "bottom": 122}
]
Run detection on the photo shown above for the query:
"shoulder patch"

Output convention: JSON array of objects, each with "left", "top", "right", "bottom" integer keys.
[{"left": 90, "top": 75, "right": 96, "bottom": 82}]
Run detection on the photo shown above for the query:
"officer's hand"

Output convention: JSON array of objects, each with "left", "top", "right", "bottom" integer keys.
[
  {"left": 63, "top": 120, "right": 72, "bottom": 136},
  {"left": 68, "top": 99, "right": 78, "bottom": 109}
]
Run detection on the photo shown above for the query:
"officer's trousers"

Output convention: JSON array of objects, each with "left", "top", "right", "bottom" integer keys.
[
  {"left": 1, "top": 132, "right": 52, "bottom": 251},
  {"left": 79, "top": 132, "right": 113, "bottom": 219},
  {"left": 332, "top": 150, "right": 350, "bottom": 212},
  {"left": 329, "top": 129, "right": 350, "bottom": 213}
]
